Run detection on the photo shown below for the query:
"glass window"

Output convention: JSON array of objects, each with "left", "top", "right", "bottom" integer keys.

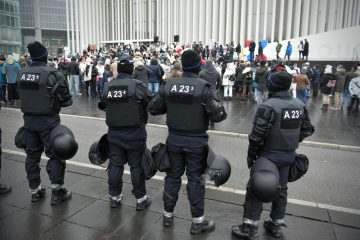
[
  {"left": 0, "top": 1, "right": 4, "bottom": 11},
  {"left": 6, "top": 15, "right": 10, "bottom": 26},
  {"left": 4, "top": 2, "right": 8, "bottom": 11},
  {"left": 9, "top": 3, "right": 14, "bottom": 12}
]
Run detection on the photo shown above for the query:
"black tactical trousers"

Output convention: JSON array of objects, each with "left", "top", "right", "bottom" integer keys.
[
  {"left": 163, "top": 143, "right": 207, "bottom": 218},
  {"left": 107, "top": 132, "right": 146, "bottom": 198},
  {"left": 25, "top": 129, "right": 66, "bottom": 189},
  {"left": 243, "top": 163, "right": 290, "bottom": 221}
]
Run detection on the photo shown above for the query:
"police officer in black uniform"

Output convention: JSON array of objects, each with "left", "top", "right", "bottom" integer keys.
[
  {"left": 18, "top": 41, "right": 73, "bottom": 204},
  {"left": 148, "top": 50, "right": 227, "bottom": 234},
  {"left": 231, "top": 70, "right": 315, "bottom": 240},
  {"left": 98, "top": 54, "right": 153, "bottom": 209}
]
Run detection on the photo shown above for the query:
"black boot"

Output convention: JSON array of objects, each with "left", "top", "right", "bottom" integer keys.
[
  {"left": 163, "top": 215, "right": 174, "bottom": 227},
  {"left": 0, "top": 183, "right": 11, "bottom": 194},
  {"left": 31, "top": 188, "right": 46, "bottom": 202},
  {"left": 51, "top": 188, "right": 72, "bottom": 205},
  {"left": 136, "top": 196, "right": 151, "bottom": 211},
  {"left": 110, "top": 195, "right": 122, "bottom": 208},
  {"left": 190, "top": 219, "right": 215, "bottom": 234},
  {"left": 231, "top": 223, "right": 258, "bottom": 240},
  {"left": 264, "top": 219, "right": 286, "bottom": 238}
]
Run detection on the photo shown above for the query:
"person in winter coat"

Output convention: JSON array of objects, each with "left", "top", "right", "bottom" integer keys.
[
  {"left": 84, "top": 57, "right": 92, "bottom": 97},
  {"left": 320, "top": 65, "right": 336, "bottom": 110},
  {"left": 58, "top": 58, "right": 69, "bottom": 79},
  {"left": 234, "top": 62, "right": 245, "bottom": 97},
  {"left": 284, "top": 41, "right": 292, "bottom": 62},
  {"left": 303, "top": 39, "right": 309, "bottom": 61},
  {"left": 293, "top": 68, "right": 310, "bottom": 104},
  {"left": 343, "top": 65, "right": 359, "bottom": 110},
  {"left": 199, "top": 60, "right": 222, "bottom": 90},
  {"left": 96, "top": 60, "right": 105, "bottom": 95},
  {"left": 2, "top": 55, "right": 20, "bottom": 105},
  {"left": 222, "top": 62, "right": 236, "bottom": 100},
  {"left": 332, "top": 65, "right": 346, "bottom": 110},
  {"left": 276, "top": 41, "right": 282, "bottom": 61},
  {"left": 148, "top": 58, "right": 162, "bottom": 93},
  {"left": 242, "top": 62, "right": 253, "bottom": 101},
  {"left": 254, "top": 61, "right": 269, "bottom": 103},
  {"left": 133, "top": 60, "right": 152, "bottom": 86},
  {"left": 0, "top": 56, "right": 7, "bottom": 103},
  {"left": 297, "top": 41, "right": 304, "bottom": 60},
  {"left": 258, "top": 42, "right": 263, "bottom": 59},
  {"left": 249, "top": 41, "right": 256, "bottom": 62},
  {"left": 90, "top": 60, "right": 98, "bottom": 98},
  {"left": 166, "top": 63, "right": 182, "bottom": 81},
  {"left": 68, "top": 56, "right": 80, "bottom": 96},
  {"left": 311, "top": 65, "right": 322, "bottom": 98}
]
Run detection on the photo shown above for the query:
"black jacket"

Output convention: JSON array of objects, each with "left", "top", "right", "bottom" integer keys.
[
  {"left": 255, "top": 66, "right": 269, "bottom": 91},
  {"left": 199, "top": 67, "right": 222, "bottom": 89},
  {"left": 133, "top": 65, "right": 152, "bottom": 85},
  {"left": 68, "top": 60, "right": 80, "bottom": 75}
]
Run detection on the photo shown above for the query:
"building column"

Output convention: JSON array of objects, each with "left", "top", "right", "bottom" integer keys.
[
  {"left": 285, "top": 0, "right": 293, "bottom": 40},
  {"left": 240, "top": 0, "right": 247, "bottom": 46},
  {"left": 70, "top": 0, "right": 74, "bottom": 53},
  {"left": 262, "top": 0, "right": 268, "bottom": 41},
  {"left": 317, "top": 0, "right": 327, "bottom": 33},
  {"left": 293, "top": 0, "right": 302, "bottom": 37},
  {"left": 232, "top": 0, "right": 240, "bottom": 44},
  {"left": 205, "top": 0, "right": 212, "bottom": 44},
  {"left": 218, "top": 0, "right": 226, "bottom": 44},
  {"left": 356, "top": 0, "right": 360, "bottom": 25},
  {"left": 211, "top": 0, "right": 219, "bottom": 42},
  {"left": 186, "top": 0, "right": 191, "bottom": 43},
  {"left": 300, "top": 0, "right": 310, "bottom": 36},
  {"left": 255, "top": 0, "right": 261, "bottom": 43},
  {"left": 225, "top": 0, "right": 233, "bottom": 44},
  {"left": 199, "top": 0, "right": 206, "bottom": 43},
  {"left": 278, "top": 0, "right": 284, "bottom": 41},
  {"left": 65, "top": 0, "right": 70, "bottom": 48},
  {"left": 270, "top": 0, "right": 276, "bottom": 42},
  {"left": 247, "top": 0, "right": 253, "bottom": 41},
  {"left": 75, "top": 0, "right": 80, "bottom": 53},
  {"left": 309, "top": 0, "right": 319, "bottom": 35}
]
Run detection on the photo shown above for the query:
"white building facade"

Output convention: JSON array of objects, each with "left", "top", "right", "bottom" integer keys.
[{"left": 67, "top": 0, "right": 360, "bottom": 60}]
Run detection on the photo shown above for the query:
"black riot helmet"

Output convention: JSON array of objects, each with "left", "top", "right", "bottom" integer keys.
[
  {"left": 49, "top": 125, "right": 78, "bottom": 161},
  {"left": 206, "top": 147, "right": 231, "bottom": 187},
  {"left": 249, "top": 157, "right": 281, "bottom": 203},
  {"left": 89, "top": 134, "right": 109, "bottom": 165}
]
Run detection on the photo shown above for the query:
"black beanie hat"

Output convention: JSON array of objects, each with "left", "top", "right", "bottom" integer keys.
[
  {"left": 27, "top": 41, "right": 48, "bottom": 63},
  {"left": 267, "top": 71, "right": 292, "bottom": 92},
  {"left": 117, "top": 54, "right": 134, "bottom": 75},
  {"left": 181, "top": 50, "right": 202, "bottom": 74}
]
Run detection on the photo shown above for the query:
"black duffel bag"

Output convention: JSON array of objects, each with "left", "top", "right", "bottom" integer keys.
[
  {"left": 288, "top": 153, "right": 309, "bottom": 182},
  {"left": 141, "top": 147, "right": 157, "bottom": 180},
  {"left": 151, "top": 143, "right": 171, "bottom": 172}
]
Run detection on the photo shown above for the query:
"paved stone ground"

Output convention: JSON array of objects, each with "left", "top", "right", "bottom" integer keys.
[{"left": 0, "top": 152, "right": 359, "bottom": 240}]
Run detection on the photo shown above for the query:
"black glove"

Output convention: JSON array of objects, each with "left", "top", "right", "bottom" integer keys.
[
  {"left": 98, "top": 101, "right": 106, "bottom": 111},
  {"left": 247, "top": 155, "right": 256, "bottom": 169}
]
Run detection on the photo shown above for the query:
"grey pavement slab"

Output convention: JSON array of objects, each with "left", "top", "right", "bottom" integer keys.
[
  {"left": 108, "top": 210, "right": 162, "bottom": 240},
  {"left": 328, "top": 210, "right": 360, "bottom": 229},
  {"left": 333, "top": 224, "right": 360, "bottom": 240},
  {"left": 0, "top": 203, "right": 19, "bottom": 220},
  {"left": 67, "top": 199, "right": 138, "bottom": 233},
  {"left": 25, "top": 193, "right": 96, "bottom": 220},
  {"left": 0, "top": 208, "right": 61, "bottom": 240},
  {"left": 38, "top": 221, "right": 108, "bottom": 240},
  {"left": 0, "top": 154, "right": 359, "bottom": 240}
]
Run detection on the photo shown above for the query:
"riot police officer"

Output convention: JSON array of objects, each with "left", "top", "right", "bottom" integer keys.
[
  {"left": 98, "top": 54, "right": 153, "bottom": 209},
  {"left": 148, "top": 50, "right": 227, "bottom": 234},
  {"left": 18, "top": 41, "right": 73, "bottom": 204},
  {"left": 231, "top": 70, "right": 315, "bottom": 240}
]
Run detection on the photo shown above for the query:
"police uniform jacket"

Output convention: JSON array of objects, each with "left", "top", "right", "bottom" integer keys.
[
  {"left": 18, "top": 61, "right": 72, "bottom": 131},
  {"left": 99, "top": 73, "right": 152, "bottom": 140},
  {"left": 248, "top": 91, "right": 314, "bottom": 166},
  {"left": 148, "top": 72, "right": 227, "bottom": 148}
]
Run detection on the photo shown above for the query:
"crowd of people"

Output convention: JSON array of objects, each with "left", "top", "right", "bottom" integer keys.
[{"left": 1, "top": 40, "right": 359, "bottom": 115}]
